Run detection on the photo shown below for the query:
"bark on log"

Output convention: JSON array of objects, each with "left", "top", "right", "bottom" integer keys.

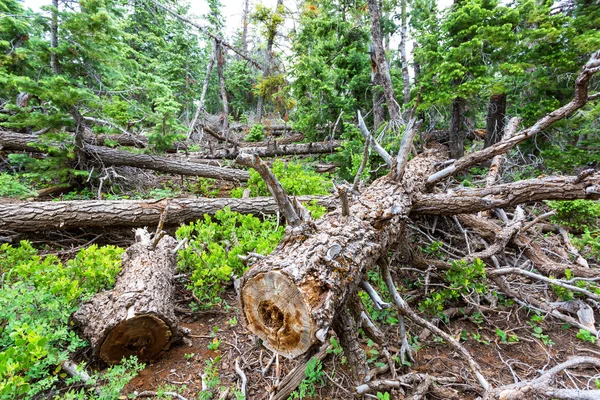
[
  {"left": 186, "top": 140, "right": 341, "bottom": 159},
  {"left": 0, "top": 132, "right": 248, "bottom": 182},
  {"left": 72, "top": 230, "right": 178, "bottom": 364},
  {"left": 239, "top": 146, "right": 445, "bottom": 359},
  {"left": 0, "top": 196, "right": 337, "bottom": 233},
  {"left": 84, "top": 145, "right": 249, "bottom": 182}
]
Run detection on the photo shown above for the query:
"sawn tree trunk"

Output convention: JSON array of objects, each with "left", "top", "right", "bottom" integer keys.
[{"left": 71, "top": 230, "right": 178, "bottom": 364}]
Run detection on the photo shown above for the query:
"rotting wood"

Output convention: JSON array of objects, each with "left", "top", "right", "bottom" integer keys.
[{"left": 72, "top": 229, "right": 178, "bottom": 364}]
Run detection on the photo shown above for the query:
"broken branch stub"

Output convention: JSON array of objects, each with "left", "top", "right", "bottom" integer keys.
[{"left": 235, "top": 153, "right": 302, "bottom": 230}]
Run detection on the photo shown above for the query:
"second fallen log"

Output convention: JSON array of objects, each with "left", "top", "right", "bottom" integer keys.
[{"left": 71, "top": 230, "right": 178, "bottom": 364}]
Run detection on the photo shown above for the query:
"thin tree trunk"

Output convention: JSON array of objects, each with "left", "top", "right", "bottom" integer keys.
[
  {"left": 188, "top": 41, "right": 217, "bottom": 138},
  {"left": 241, "top": 0, "right": 249, "bottom": 54},
  {"left": 216, "top": 41, "right": 229, "bottom": 138},
  {"left": 256, "top": 0, "right": 284, "bottom": 122},
  {"left": 484, "top": 93, "right": 507, "bottom": 148},
  {"left": 399, "top": 0, "right": 411, "bottom": 105},
  {"left": 371, "top": 46, "right": 386, "bottom": 130},
  {"left": 50, "top": 0, "right": 60, "bottom": 75},
  {"left": 449, "top": 96, "right": 465, "bottom": 159},
  {"left": 366, "top": 0, "right": 400, "bottom": 123}
]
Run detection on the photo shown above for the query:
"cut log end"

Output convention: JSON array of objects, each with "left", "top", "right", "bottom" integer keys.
[
  {"left": 99, "top": 314, "right": 173, "bottom": 364},
  {"left": 241, "top": 271, "right": 313, "bottom": 359}
]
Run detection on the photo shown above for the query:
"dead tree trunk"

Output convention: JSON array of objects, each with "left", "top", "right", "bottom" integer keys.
[
  {"left": 399, "top": 0, "right": 411, "bottom": 106},
  {"left": 188, "top": 40, "right": 216, "bottom": 138},
  {"left": 216, "top": 40, "right": 229, "bottom": 138},
  {"left": 449, "top": 96, "right": 465, "bottom": 159},
  {"left": 484, "top": 93, "right": 507, "bottom": 148},
  {"left": 0, "top": 196, "right": 337, "bottom": 232},
  {"left": 72, "top": 230, "right": 178, "bottom": 364},
  {"left": 370, "top": 45, "right": 386, "bottom": 131},
  {"left": 367, "top": 0, "right": 400, "bottom": 123},
  {"left": 241, "top": 0, "right": 249, "bottom": 54},
  {"left": 0, "top": 132, "right": 249, "bottom": 182}
]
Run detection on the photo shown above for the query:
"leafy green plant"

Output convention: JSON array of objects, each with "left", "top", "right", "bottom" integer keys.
[
  {"left": 232, "top": 159, "right": 332, "bottom": 198},
  {"left": 377, "top": 392, "right": 391, "bottom": 400},
  {"left": 576, "top": 329, "right": 597, "bottom": 344},
  {"left": 528, "top": 314, "right": 554, "bottom": 346},
  {"left": 496, "top": 328, "right": 519, "bottom": 344},
  {"left": 0, "top": 241, "right": 124, "bottom": 398},
  {"left": 207, "top": 338, "right": 221, "bottom": 351},
  {"left": 288, "top": 358, "right": 325, "bottom": 399},
  {"left": 176, "top": 208, "right": 284, "bottom": 308},
  {"left": 548, "top": 200, "right": 600, "bottom": 229},
  {"left": 245, "top": 124, "right": 266, "bottom": 142},
  {"left": 572, "top": 228, "right": 600, "bottom": 261},
  {"left": 470, "top": 332, "right": 490, "bottom": 345},
  {"left": 419, "top": 259, "right": 487, "bottom": 318},
  {"left": 0, "top": 173, "right": 36, "bottom": 198}
]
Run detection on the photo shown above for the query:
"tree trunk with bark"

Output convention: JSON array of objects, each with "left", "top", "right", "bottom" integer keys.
[
  {"left": 216, "top": 41, "right": 229, "bottom": 138},
  {"left": 367, "top": 0, "right": 400, "bottom": 123},
  {"left": 449, "top": 96, "right": 466, "bottom": 159},
  {"left": 50, "top": 0, "right": 60, "bottom": 75},
  {"left": 370, "top": 46, "right": 386, "bottom": 130},
  {"left": 399, "top": 0, "right": 411, "bottom": 106},
  {"left": 0, "top": 132, "right": 249, "bottom": 182},
  {"left": 484, "top": 93, "right": 507, "bottom": 148},
  {"left": 72, "top": 229, "right": 178, "bottom": 364},
  {"left": 0, "top": 196, "right": 337, "bottom": 233},
  {"left": 188, "top": 40, "right": 216, "bottom": 138}
]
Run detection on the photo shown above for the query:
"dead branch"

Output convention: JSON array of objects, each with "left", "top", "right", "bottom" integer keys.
[
  {"left": 427, "top": 50, "right": 600, "bottom": 187},
  {"left": 235, "top": 153, "right": 303, "bottom": 230},
  {"left": 357, "top": 110, "right": 392, "bottom": 167},
  {"left": 488, "top": 357, "right": 600, "bottom": 400}
]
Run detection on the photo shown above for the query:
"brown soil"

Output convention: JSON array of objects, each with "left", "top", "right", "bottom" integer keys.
[{"left": 122, "top": 286, "right": 600, "bottom": 400}]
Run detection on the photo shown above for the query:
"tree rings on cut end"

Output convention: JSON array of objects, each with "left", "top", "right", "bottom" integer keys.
[
  {"left": 242, "top": 271, "right": 313, "bottom": 359},
  {"left": 99, "top": 314, "right": 172, "bottom": 364}
]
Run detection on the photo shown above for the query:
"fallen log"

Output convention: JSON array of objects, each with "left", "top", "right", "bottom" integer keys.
[
  {"left": 0, "top": 196, "right": 337, "bottom": 232},
  {"left": 0, "top": 170, "right": 597, "bottom": 232},
  {"left": 0, "top": 131, "right": 249, "bottom": 182},
  {"left": 194, "top": 140, "right": 342, "bottom": 159},
  {"left": 72, "top": 229, "right": 178, "bottom": 364},
  {"left": 85, "top": 145, "right": 249, "bottom": 182}
]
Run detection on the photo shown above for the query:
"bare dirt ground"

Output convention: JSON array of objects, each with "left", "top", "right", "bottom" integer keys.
[{"left": 122, "top": 284, "right": 600, "bottom": 400}]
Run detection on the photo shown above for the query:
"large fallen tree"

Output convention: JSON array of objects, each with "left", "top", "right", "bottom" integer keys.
[
  {"left": 234, "top": 52, "right": 600, "bottom": 399},
  {"left": 0, "top": 131, "right": 249, "bottom": 182}
]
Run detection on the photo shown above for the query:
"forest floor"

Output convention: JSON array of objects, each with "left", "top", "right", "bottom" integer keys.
[{"left": 120, "top": 284, "right": 600, "bottom": 400}]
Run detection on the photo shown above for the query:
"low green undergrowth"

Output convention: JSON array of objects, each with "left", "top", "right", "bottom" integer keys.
[
  {"left": 419, "top": 259, "right": 488, "bottom": 319},
  {"left": 548, "top": 199, "right": 600, "bottom": 229},
  {"left": 0, "top": 241, "right": 131, "bottom": 399},
  {"left": 0, "top": 173, "right": 37, "bottom": 199},
  {"left": 176, "top": 208, "right": 285, "bottom": 309},
  {"left": 231, "top": 159, "right": 332, "bottom": 198}
]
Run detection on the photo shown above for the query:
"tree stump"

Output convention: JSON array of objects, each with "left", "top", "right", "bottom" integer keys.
[{"left": 72, "top": 229, "right": 178, "bottom": 364}]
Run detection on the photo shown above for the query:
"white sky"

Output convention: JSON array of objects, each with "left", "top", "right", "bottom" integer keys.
[{"left": 21, "top": 0, "right": 289, "bottom": 40}]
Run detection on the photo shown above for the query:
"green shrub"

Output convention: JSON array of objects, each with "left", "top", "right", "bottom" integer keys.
[
  {"left": 419, "top": 259, "right": 487, "bottom": 318},
  {"left": 176, "top": 209, "right": 284, "bottom": 309},
  {"left": 245, "top": 124, "right": 266, "bottom": 142},
  {"left": 0, "top": 173, "right": 37, "bottom": 198},
  {"left": 572, "top": 228, "right": 600, "bottom": 261},
  {"left": 0, "top": 242, "right": 124, "bottom": 398},
  {"left": 548, "top": 199, "right": 600, "bottom": 229},
  {"left": 288, "top": 358, "right": 325, "bottom": 399},
  {"left": 232, "top": 159, "right": 332, "bottom": 198}
]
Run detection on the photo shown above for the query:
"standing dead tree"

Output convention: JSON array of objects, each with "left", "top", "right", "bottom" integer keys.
[{"left": 236, "top": 51, "right": 600, "bottom": 399}]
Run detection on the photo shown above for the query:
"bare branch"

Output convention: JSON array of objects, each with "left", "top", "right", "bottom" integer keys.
[
  {"left": 414, "top": 173, "right": 600, "bottom": 215},
  {"left": 395, "top": 118, "right": 422, "bottom": 180},
  {"left": 357, "top": 110, "right": 392, "bottom": 167},
  {"left": 235, "top": 153, "right": 302, "bottom": 229},
  {"left": 428, "top": 51, "right": 600, "bottom": 187},
  {"left": 484, "top": 117, "right": 520, "bottom": 188},
  {"left": 148, "top": 0, "right": 261, "bottom": 69}
]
